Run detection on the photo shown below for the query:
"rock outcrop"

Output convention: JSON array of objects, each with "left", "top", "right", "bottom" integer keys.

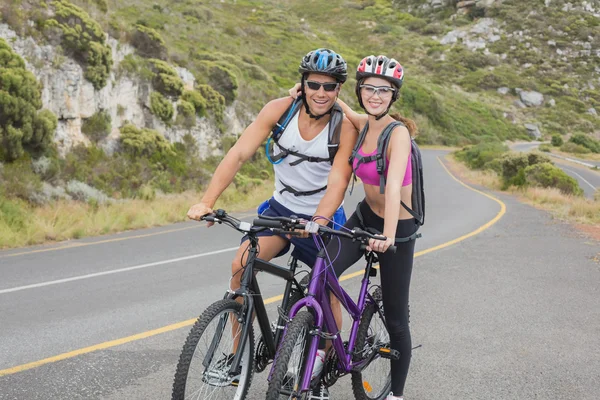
[{"left": 0, "top": 23, "right": 244, "bottom": 159}]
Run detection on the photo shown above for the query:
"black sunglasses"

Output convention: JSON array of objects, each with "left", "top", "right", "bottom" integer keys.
[{"left": 305, "top": 81, "right": 339, "bottom": 92}]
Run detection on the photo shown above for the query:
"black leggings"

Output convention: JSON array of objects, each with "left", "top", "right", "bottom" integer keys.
[{"left": 326, "top": 201, "right": 417, "bottom": 396}]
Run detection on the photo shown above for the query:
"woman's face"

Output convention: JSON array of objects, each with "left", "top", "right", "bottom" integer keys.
[
  {"left": 359, "top": 77, "right": 396, "bottom": 115},
  {"left": 303, "top": 73, "right": 340, "bottom": 116}
]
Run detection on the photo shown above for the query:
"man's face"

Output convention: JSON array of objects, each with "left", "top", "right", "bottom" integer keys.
[{"left": 303, "top": 73, "right": 340, "bottom": 116}]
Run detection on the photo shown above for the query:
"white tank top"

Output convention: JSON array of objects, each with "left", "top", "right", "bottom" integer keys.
[{"left": 272, "top": 112, "right": 333, "bottom": 216}]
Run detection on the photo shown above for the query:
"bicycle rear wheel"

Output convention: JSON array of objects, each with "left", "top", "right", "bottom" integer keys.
[
  {"left": 351, "top": 294, "right": 392, "bottom": 400},
  {"left": 172, "top": 299, "right": 254, "bottom": 400}
]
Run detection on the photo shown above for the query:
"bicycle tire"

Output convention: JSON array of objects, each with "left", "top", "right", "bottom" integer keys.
[
  {"left": 172, "top": 299, "right": 254, "bottom": 400},
  {"left": 265, "top": 311, "right": 314, "bottom": 400},
  {"left": 351, "top": 300, "right": 392, "bottom": 400}
]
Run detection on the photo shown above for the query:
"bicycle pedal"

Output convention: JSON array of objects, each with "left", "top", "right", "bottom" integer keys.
[{"left": 378, "top": 347, "right": 400, "bottom": 360}]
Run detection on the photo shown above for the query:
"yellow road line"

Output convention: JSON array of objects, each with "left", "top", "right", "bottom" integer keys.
[
  {"left": 0, "top": 157, "right": 506, "bottom": 377},
  {"left": 0, "top": 213, "right": 256, "bottom": 259}
]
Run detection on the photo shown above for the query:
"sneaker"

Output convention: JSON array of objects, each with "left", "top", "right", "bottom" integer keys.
[
  {"left": 287, "top": 349, "right": 326, "bottom": 380},
  {"left": 385, "top": 392, "right": 403, "bottom": 400},
  {"left": 309, "top": 383, "right": 330, "bottom": 400},
  {"left": 311, "top": 349, "right": 326, "bottom": 379}
]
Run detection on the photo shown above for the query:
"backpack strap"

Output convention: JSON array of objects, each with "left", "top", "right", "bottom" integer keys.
[
  {"left": 348, "top": 122, "right": 370, "bottom": 195},
  {"left": 327, "top": 102, "right": 344, "bottom": 163},
  {"left": 377, "top": 123, "right": 423, "bottom": 222},
  {"left": 272, "top": 97, "right": 302, "bottom": 140},
  {"left": 267, "top": 99, "right": 344, "bottom": 166},
  {"left": 376, "top": 121, "right": 405, "bottom": 194}
]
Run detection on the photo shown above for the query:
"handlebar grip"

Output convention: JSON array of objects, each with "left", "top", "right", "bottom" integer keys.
[
  {"left": 252, "top": 218, "right": 283, "bottom": 228},
  {"left": 387, "top": 245, "right": 397, "bottom": 254}
]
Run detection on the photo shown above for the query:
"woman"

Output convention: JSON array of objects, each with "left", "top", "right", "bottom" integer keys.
[
  {"left": 335, "top": 55, "right": 418, "bottom": 400},
  {"left": 289, "top": 55, "right": 418, "bottom": 399}
]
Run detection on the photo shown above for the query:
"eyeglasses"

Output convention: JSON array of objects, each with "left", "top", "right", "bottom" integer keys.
[
  {"left": 305, "top": 81, "right": 339, "bottom": 92},
  {"left": 360, "top": 84, "right": 396, "bottom": 98}
]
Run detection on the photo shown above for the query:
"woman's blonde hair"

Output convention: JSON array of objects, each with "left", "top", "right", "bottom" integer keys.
[{"left": 390, "top": 113, "right": 418, "bottom": 137}]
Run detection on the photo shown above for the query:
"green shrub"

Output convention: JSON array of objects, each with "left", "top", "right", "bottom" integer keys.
[
  {"left": 45, "top": 1, "right": 113, "bottom": 89},
  {"left": 197, "top": 61, "right": 238, "bottom": 104},
  {"left": 455, "top": 142, "right": 509, "bottom": 169},
  {"left": 119, "top": 124, "right": 174, "bottom": 159},
  {"left": 0, "top": 194, "right": 29, "bottom": 233},
  {"left": 561, "top": 142, "right": 591, "bottom": 154},
  {"left": 148, "top": 59, "right": 183, "bottom": 98},
  {"left": 131, "top": 24, "right": 167, "bottom": 60},
  {"left": 499, "top": 151, "right": 554, "bottom": 189},
  {"left": 0, "top": 38, "right": 58, "bottom": 162},
  {"left": 81, "top": 110, "right": 111, "bottom": 142},
  {"left": 181, "top": 90, "right": 208, "bottom": 117},
  {"left": 526, "top": 152, "right": 552, "bottom": 166},
  {"left": 524, "top": 162, "right": 583, "bottom": 195},
  {"left": 551, "top": 134, "right": 563, "bottom": 147},
  {"left": 197, "top": 84, "right": 226, "bottom": 122},
  {"left": 0, "top": 158, "right": 42, "bottom": 202},
  {"left": 539, "top": 143, "right": 552, "bottom": 152},
  {"left": 149, "top": 92, "right": 174, "bottom": 123},
  {"left": 175, "top": 100, "right": 196, "bottom": 128},
  {"left": 569, "top": 133, "right": 600, "bottom": 153}
]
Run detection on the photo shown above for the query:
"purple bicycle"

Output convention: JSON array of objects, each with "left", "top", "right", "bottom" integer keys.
[{"left": 256, "top": 215, "right": 397, "bottom": 400}]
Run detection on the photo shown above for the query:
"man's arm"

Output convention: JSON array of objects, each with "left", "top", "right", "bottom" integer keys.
[
  {"left": 312, "top": 116, "right": 358, "bottom": 224},
  {"left": 187, "top": 97, "right": 292, "bottom": 220}
]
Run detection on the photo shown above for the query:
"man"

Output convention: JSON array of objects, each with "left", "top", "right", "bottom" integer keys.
[{"left": 187, "top": 48, "right": 356, "bottom": 399}]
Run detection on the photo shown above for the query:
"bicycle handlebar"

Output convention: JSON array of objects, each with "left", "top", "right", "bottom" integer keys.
[
  {"left": 200, "top": 210, "right": 396, "bottom": 253},
  {"left": 253, "top": 215, "right": 397, "bottom": 254}
]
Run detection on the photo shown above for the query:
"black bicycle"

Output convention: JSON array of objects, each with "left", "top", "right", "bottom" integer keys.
[{"left": 172, "top": 209, "right": 309, "bottom": 400}]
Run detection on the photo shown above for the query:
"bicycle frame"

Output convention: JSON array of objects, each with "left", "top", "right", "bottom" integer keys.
[
  {"left": 283, "top": 247, "right": 379, "bottom": 394},
  {"left": 208, "top": 232, "right": 307, "bottom": 377}
]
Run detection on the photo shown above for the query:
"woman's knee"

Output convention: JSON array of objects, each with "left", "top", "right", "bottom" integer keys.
[{"left": 387, "top": 319, "right": 410, "bottom": 343}]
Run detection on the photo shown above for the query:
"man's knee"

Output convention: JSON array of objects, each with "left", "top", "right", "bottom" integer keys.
[{"left": 231, "top": 257, "right": 244, "bottom": 288}]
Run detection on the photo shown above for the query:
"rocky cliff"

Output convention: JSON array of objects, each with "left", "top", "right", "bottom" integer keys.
[{"left": 0, "top": 23, "right": 247, "bottom": 159}]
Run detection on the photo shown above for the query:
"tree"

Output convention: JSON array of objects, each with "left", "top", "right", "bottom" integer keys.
[{"left": 0, "top": 38, "right": 57, "bottom": 162}]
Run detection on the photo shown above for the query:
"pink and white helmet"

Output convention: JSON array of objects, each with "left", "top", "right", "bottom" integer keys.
[{"left": 356, "top": 55, "right": 404, "bottom": 89}]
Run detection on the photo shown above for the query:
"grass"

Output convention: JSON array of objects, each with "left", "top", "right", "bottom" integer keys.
[
  {"left": 0, "top": 182, "right": 274, "bottom": 249},
  {"left": 446, "top": 154, "right": 600, "bottom": 227}
]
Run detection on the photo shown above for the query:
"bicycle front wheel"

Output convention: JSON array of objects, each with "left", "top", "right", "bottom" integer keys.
[
  {"left": 351, "top": 297, "right": 392, "bottom": 400},
  {"left": 265, "top": 311, "right": 314, "bottom": 400},
  {"left": 172, "top": 299, "right": 254, "bottom": 400}
]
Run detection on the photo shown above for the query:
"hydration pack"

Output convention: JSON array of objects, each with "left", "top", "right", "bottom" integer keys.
[
  {"left": 266, "top": 97, "right": 344, "bottom": 166},
  {"left": 349, "top": 121, "right": 425, "bottom": 227}
]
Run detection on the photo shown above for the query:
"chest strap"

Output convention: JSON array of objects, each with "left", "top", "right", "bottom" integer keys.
[
  {"left": 279, "top": 179, "right": 328, "bottom": 197},
  {"left": 273, "top": 142, "right": 332, "bottom": 166}
]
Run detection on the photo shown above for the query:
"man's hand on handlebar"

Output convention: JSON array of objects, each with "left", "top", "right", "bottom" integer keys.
[{"left": 187, "top": 202, "right": 214, "bottom": 226}]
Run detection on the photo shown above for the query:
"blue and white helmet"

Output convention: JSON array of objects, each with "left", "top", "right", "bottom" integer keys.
[{"left": 299, "top": 48, "right": 348, "bottom": 83}]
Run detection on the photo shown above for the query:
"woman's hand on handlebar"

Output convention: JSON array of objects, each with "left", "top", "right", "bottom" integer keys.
[
  {"left": 187, "top": 202, "right": 214, "bottom": 226},
  {"left": 367, "top": 236, "right": 395, "bottom": 253}
]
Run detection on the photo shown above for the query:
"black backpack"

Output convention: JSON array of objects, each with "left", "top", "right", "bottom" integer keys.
[
  {"left": 350, "top": 121, "right": 425, "bottom": 227},
  {"left": 267, "top": 97, "right": 344, "bottom": 166}
]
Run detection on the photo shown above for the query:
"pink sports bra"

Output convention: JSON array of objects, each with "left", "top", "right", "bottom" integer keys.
[{"left": 352, "top": 144, "right": 412, "bottom": 187}]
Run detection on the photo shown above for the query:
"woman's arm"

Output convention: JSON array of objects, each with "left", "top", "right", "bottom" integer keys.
[{"left": 335, "top": 98, "right": 367, "bottom": 132}]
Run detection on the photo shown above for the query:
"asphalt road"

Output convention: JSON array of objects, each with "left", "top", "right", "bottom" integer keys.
[
  {"left": 511, "top": 142, "right": 600, "bottom": 198},
  {"left": 1, "top": 150, "right": 599, "bottom": 400}
]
